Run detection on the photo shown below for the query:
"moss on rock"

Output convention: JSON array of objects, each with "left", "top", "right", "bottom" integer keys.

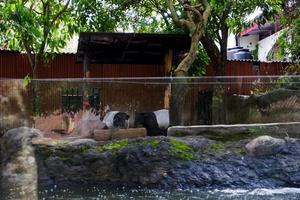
[
  {"left": 38, "top": 146, "right": 53, "bottom": 159},
  {"left": 169, "top": 138, "right": 197, "bottom": 161},
  {"left": 98, "top": 139, "right": 129, "bottom": 153}
]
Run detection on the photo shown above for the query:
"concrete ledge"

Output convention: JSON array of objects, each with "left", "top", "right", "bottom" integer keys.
[
  {"left": 167, "top": 122, "right": 300, "bottom": 138},
  {"left": 94, "top": 128, "right": 147, "bottom": 141}
]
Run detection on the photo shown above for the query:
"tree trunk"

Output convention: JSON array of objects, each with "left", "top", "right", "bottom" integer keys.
[
  {"left": 31, "top": 61, "right": 41, "bottom": 116},
  {"left": 201, "top": 27, "right": 229, "bottom": 124},
  {"left": 32, "top": 68, "right": 38, "bottom": 79},
  {"left": 170, "top": 27, "right": 203, "bottom": 126},
  {"left": 200, "top": 35, "right": 223, "bottom": 75},
  {"left": 213, "top": 26, "right": 229, "bottom": 124},
  {"left": 170, "top": 79, "right": 190, "bottom": 126},
  {"left": 220, "top": 24, "right": 229, "bottom": 75},
  {"left": 167, "top": 0, "right": 211, "bottom": 126},
  {"left": 174, "top": 26, "right": 203, "bottom": 76}
]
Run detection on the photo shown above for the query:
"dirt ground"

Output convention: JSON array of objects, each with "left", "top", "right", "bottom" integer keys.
[{"left": 34, "top": 112, "right": 84, "bottom": 139}]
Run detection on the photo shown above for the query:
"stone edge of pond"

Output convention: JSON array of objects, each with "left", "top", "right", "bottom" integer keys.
[{"left": 167, "top": 122, "right": 300, "bottom": 138}]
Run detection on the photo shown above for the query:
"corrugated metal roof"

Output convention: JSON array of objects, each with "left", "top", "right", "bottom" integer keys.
[
  {"left": 0, "top": 36, "right": 78, "bottom": 54},
  {"left": 0, "top": 46, "right": 15, "bottom": 51},
  {"left": 227, "top": 59, "right": 291, "bottom": 63}
]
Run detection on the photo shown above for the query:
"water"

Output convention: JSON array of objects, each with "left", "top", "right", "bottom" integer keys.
[{"left": 39, "top": 187, "right": 300, "bottom": 200}]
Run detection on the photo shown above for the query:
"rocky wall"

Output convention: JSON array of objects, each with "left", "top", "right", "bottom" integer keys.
[{"left": 2, "top": 127, "right": 300, "bottom": 200}]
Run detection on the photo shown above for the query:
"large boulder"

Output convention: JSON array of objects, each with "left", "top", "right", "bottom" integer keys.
[
  {"left": 1, "top": 127, "right": 42, "bottom": 200},
  {"left": 245, "top": 135, "right": 286, "bottom": 156}
]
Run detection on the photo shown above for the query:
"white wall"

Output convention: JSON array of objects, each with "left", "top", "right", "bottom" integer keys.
[
  {"left": 258, "top": 30, "right": 284, "bottom": 61},
  {"left": 227, "top": 33, "right": 237, "bottom": 48},
  {"left": 238, "top": 35, "right": 259, "bottom": 51}
]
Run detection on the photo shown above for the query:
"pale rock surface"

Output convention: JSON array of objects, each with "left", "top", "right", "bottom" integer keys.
[{"left": 245, "top": 135, "right": 286, "bottom": 156}]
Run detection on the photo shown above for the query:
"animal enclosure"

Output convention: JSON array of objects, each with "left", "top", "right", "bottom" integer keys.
[{"left": 1, "top": 76, "right": 300, "bottom": 138}]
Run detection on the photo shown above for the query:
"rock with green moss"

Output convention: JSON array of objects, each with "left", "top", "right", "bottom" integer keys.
[
  {"left": 33, "top": 133, "right": 300, "bottom": 190},
  {"left": 3, "top": 127, "right": 300, "bottom": 192},
  {"left": 33, "top": 135, "right": 300, "bottom": 189},
  {"left": 169, "top": 138, "right": 197, "bottom": 160},
  {"left": 35, "top": 136, "right": 205, "bottom": 188}
]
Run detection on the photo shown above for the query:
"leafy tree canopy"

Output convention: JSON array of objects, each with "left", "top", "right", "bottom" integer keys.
[
  {"left": 0, "top": 0, "right": 123, "bottom": 77},
  {"left": 102, "top": 0, "right": 285, "bottom": 75},
  {"left": 278, "top": 0, "right": 300, "bottom": 62},
  {"left": 0, "top": 0, "right": 79, "bottom": 77},
  {"left": 0, "top": 0, "right": 292, "bottom": 76}
]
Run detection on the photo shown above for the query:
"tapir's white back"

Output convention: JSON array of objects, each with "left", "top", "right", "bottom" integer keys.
[
  {"left": 153, "top": 109, "right": 169, "bottom": 129},
  {"left": 102, "top": 111, "right": 118, "bottom": 128}
]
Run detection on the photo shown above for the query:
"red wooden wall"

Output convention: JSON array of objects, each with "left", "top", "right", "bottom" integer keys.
[
  {"left": 0, "top": 50, "right": 288, "bottom": 79},
  {"left": 0, "top": 50, "right": 289, "bottom": 96},
  {"left": 0, "top": 50, "right": 165, "bottom": 78},
  {"left": 206, "top": 61, "right": 288, "bottom": 95}
]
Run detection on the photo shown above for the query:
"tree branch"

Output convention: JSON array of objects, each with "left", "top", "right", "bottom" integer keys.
[
  {"left": 29, "top": 2, "right": 34, "bottom": 10},
  {"left": 50, "top": 0, "right": 70, "bottom": 26},
  {"left": 36, "top": 0, "right": 71, "bottom": 67},
  {"left": 161, "top": 11, "right": 170, "bottom": 26},
  {"left": 175, "top": 24, "right": 205, "bottom": 76},
  {"left": 200, "top": 34, "right": 224, "bottom": 75},
  {"left": 186, "top": 11, "right": 193, "bottom": 22},
  {"left": 201, "top": 0, "right": 211, "bottom": 25},
  {"left": 22, "top": 38, "right": 35, "bottom": 69},
  {"left": 31, "top": 8, "right": 43, "bottom": 15},
  {"left": 178, "top": 0, "right": 203, "bottom": 20},
  {"left": 167, "top": 0, "right": 193, "bottom": 29},
  {"left": 148, "top": 0, "right": 171, "bottom": 25}
]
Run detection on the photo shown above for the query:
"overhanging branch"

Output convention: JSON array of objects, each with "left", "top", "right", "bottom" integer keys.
[{"left": 167, "top": 0, "right": 193, "bottom": 29}]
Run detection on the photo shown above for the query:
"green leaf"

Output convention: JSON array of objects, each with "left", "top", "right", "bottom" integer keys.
[{"left": 22, "top": 74, "right": 31, "bottom": 87}]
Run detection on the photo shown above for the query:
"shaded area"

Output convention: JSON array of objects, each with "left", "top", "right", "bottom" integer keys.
[{"left": 76, "top": 32, "right": 190, "bottom": 64}]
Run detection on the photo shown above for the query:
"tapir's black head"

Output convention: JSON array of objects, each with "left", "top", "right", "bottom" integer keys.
[
  {"left": 134, "top": 112, "right": 158, "bottom": 128},
  {"left": 134, "top": 112, "right": 164, "bottom": 136},
  {"left": 134, "top": 112, "right": 145, "bottom": 128},
  {"left": 113, "top": 112, "right": 130, "bottom": 129}
]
